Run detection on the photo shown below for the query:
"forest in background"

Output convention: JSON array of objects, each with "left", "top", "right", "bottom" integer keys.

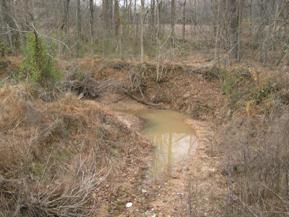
[{"left": 0, "top": 0, "right": 288, "bottom": 64}]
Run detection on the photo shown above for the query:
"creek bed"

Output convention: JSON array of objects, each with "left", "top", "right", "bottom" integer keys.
[{"left": 113, "top": 100, "right": 198, "bottom": 180}]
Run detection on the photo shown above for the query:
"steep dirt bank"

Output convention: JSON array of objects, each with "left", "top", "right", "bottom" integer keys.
[{"left": 69, "top": 57, "right": 224, "bottom": 121}]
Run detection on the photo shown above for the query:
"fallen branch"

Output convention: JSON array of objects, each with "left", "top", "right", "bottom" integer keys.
[
  {"left": 120, "top": 87, "right": 162, "bottom": 108},
  {"left": 66, "top": 74, "right": 116, "bottom": 99}
]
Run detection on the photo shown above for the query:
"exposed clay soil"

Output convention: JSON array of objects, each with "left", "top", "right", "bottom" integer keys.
[
  {"left": 66, "top": 56, "right": 227, "bottom": 216},
  {"left": 71, "top": 56, "right": 224, "bottom": 120},
  {"left": 0, "top": 55, "right": 227, "bottom": 217}
]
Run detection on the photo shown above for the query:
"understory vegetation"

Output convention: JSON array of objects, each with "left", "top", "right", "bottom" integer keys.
[{"left": 217, "top": 67, "right": 289, "bottom": 217}]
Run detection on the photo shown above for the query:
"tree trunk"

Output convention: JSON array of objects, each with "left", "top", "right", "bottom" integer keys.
[
  {"left": 150, "top": 0, "right": 156, "bottom": 35},
  {"left": 114, "top": 0, "right": 120, "bottom": 37},
  {"left": 213, "top": 0, "right": 221, "bottom": 63},
  {"left": 23, "top": 0, "right": 33, "bottom": 28},
  {"left": 182, "top": 0, "right": 187, "bottom": 41},
  {"left": 89, "top": 0, "right": 94, "bottom": 45},
  {"left": 128, "top": 0, "right": 132, "bottom": 24},
  {"left": 171, "top": 0, "right": 176, "bottom": 45},
  {"left": 114, "top": 0, "right": 122, "bottom": 57},
  {"left": 134, "top": 0, "right": 138, "bottom": 42},
  {"left": 63, "top": 0, "right": 70, "bottom": 33},
  {"left": 140, "top": 0, "right": 145, "bottom": 62},
  {"left": 228, "top": 0, "right": 241, "bottom": 60},
  {"left": 157, "top": 0, "right": 163, "bottom": 37},
  {"left": 76, "top": 0, "right": 81, "bottom": 57},
  {"left": 1, "top": 0, "right": 19, "bottom": 53},
  {"left": 103, "top": 0, "right": 113, "bottom": 31}
]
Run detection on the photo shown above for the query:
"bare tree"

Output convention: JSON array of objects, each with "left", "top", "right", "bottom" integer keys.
[
  {"left": 1, "top": 0, "right": 20, "bottom": 53},
  {"left": 140, "top": 0, "right": 144, "bottom": 62},
  {"left": 150, "top": 0, "right": 156, "bottom": 38},
  {"left": 0, "top": 0, "right": 286, "bottom": 63},
  {"left": 76, "top": 0, "right": 81, "bottom": 57},
  {"left": 89, "top": 0, "right": 94, "bottom": 45},
  {"left": 182, "top": 0, "right": 187, "bottom": 41},
  {"left": 62, "top": 0, "right": 70, "bottom": 34},
  {"left": 102, "top": 0, "right": 113, "bottom": 32},
  {"left": 228, "top": 0, "right": 241, "bottom": 60},
  {"left": 114, "top": 0, "right": 122, "bottom": 57},
  {"left": 171, "top": 0, "right": 176, "bottom": 45}
]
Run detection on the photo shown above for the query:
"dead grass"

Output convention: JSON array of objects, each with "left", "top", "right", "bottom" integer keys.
[
  {"left": 0, "top": 83, "right": 35, "bottom": 129},
  {"left": 219, "top": 111, "right": 289, "bottom": 217},
  {"left": 218, "top": 68, "right": 289, "bottom": 217},
  {"left": 0, "top": 84, "right": 150, "bottom": 216}
]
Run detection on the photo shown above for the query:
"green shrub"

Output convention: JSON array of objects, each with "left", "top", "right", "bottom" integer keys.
[
  {"left": 220, "top": 69, "right": 243, "bottom": 98},
  {"left": 220, "top": 67, "right": 254, "bottom": 108},
  {"left": 21, "top": 32, "right": 61, "bottom": 88}
]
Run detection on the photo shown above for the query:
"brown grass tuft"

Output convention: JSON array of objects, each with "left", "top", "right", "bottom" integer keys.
[{"left": 0, "top": 84, "right": 150, "bottom": 216}]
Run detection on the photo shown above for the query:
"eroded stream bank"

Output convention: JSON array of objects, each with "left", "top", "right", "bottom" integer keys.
[
  {"left": 86, "top": 58, "right": 227, "bottom": 216},
  {"left": 0, "top": 58, "right": 227, "bottom": 217}
]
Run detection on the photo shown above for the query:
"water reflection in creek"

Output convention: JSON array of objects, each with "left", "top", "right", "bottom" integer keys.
[{"left": 140, "top": 110, "right": 198, "bottom": 180}]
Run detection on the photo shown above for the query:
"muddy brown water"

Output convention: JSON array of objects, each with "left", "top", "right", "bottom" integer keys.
[
  {"left": 115, "top": 101, "right": 198, "bottom": 180},
  {"left": 140, "top": 110, "right": 198, "bottom": 180}
]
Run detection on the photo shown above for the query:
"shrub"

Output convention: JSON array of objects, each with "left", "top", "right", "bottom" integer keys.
[
  {"left": 220, "top": 110, "right": 289, "bottom": 217},
  {"left": 220, "top": 68, "right": 253, "bottom": 109},
  {"left": 21, "top": 32, "right": 61, "bottom": 88},
  {"left": 220, "top": 67, "right": 280, "bottom": 112}
]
